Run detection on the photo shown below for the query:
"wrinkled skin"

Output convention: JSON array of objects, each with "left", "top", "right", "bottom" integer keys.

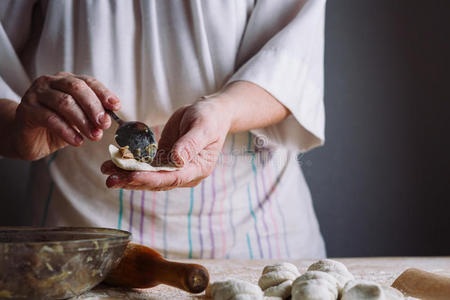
[
  {"left": 13, "top": 72, "right": 120, "bottom": 161},
  {"left": 101, "top": 99, "right": 232, "bottom": 191}
]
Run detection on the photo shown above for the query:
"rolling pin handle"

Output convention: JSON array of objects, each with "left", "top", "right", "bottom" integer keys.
[{"left": 104, "top": 243, "right": 210, "bottom": 294}]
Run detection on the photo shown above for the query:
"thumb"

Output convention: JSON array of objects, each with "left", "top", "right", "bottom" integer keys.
[{"left": 170, "top": 127, "right": 210, "bottom": 167}]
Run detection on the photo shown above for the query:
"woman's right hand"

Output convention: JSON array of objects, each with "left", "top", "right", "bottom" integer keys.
[{"left": 13, "top": 72, "right": 120, "bottom": 160}]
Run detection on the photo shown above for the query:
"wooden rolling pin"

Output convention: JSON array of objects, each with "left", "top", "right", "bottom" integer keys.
[
  {"left": 392, "top": 268, "right": 450, "bottom": 300},
  {"left": 104, "top": 243, "right": 209, "bottom": 293}
]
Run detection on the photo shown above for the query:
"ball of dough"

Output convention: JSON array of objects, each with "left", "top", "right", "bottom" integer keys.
[
  {"left": 341, "top": 280, "right": 383, "bottom": 300},
  {"left": 258, "top": 263, "right": 299, "bottom": 299},
  {"left": 382, "top": 286, "right": 404, "bottom": 300},
  {"left": 259, "top": 270, "right": 298, "bottom": 290},
  {"left": 291, "top": 271, "right": 339, "bottom": 300},
  {"left": 262, "top": 263, "right": 300, "bottom": 277},
  {"left": 263, "top": 280, "right": 293, "bottom": 299},
  {"left": 307, "top": 259, "right": 354, "bottom": 289},
  {"left": 207, "top": 279, "right": 263, "bottom": 300},
  {"left": 341, "top": 280, "right": 404, "bottom": 300}
]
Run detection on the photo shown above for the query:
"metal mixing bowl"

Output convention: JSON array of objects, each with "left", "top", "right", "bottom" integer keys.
[{"left": 0, "top": 227, "right": 130, "bottom": 299}]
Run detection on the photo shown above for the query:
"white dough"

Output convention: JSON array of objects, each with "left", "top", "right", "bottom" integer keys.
[
  {"left": 207, "top": 279, "right": 263, "bottom": 300},
  {"left": 262, "top": 263, "right": 300, "bottom": 277},
  {"left": 263, "top": 280, "right": 292, "bottom": 299},
  {"left": 232, "top": 294, "right": 262, "bottom": 300},
  {"left": 258, "top": 263, "right": 299, "bottom": 299},
  {"left": 259, "top": 270, "right": 298, "bottom": 290},
  {"left": 307, "top": 259, "right": 354, "bottom": 290},
  {"left": 291, "top": 271, "right": 339, "bottom": 300},
  {"left": 341, "top": 280, "right": 383, "bottom": 300},
  {"left": 382, "top": 286, "right": 405, "bottom": 300},
  {"left": 381, "top": 286, "right": 405, "bottom": 300},
  {"left": 341, "top": 280, "right": 404, "bottom": 300},
  {"left": 109, "top": 144, "right": 181, "bottom": 172}
]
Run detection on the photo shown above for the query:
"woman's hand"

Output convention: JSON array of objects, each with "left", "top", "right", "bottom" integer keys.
[
  {"left": 12, "top": 72, "right": 120, "bottom": 160},
  {"left": 101, "top": 80, "right": 290, "bottom": 191},
  {"left": 101, "top": 98, "right": 232, "bottom": 191}
]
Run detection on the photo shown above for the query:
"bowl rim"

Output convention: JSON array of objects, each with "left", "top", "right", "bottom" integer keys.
[{"left": 0, "top": 226, "right": 131, "bottom": 246}]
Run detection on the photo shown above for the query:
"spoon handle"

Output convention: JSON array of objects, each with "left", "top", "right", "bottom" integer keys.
[{"left": 106, "top": 109, "right": 124, "bottom": 125}]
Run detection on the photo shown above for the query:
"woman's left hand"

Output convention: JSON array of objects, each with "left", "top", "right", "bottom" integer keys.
[{"left": 101, "top": 97, "right": 232, "bottom": 191}]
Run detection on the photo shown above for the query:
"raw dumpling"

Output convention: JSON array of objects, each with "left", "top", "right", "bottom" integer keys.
[
  {"left": 258, "top": 263, "right": 299, "bottom": 299},
  {"left": 307, "top": 259, "right": 354, "bottom": 290},
  {"left": 291, "top": 271, "right": 339, "bottom": 300},
  {"left": 341, "top": 280, "right": 404, "bottom": 300},
  {"left": 206, "top": 279, "right": 263, "bottom": 300},
  {"left": 109, "top": 144, "right": 181, "bottom": 172}
]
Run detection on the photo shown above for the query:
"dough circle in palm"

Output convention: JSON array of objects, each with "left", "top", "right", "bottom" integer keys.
[{"left": 109, "top": 144, "right": 181, "bottom": 172}]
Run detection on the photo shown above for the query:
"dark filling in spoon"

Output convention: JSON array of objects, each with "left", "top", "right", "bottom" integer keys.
[{"left": 107, "top": 110, "right": 157, "bottom": 163}]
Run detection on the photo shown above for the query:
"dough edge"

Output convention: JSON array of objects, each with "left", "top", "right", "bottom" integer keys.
[{"left": 109, "top": 144, "right": 180, "bottom": 172}]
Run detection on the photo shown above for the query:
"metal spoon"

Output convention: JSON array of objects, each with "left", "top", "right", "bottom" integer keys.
[{"left": 106, "top": 110, "right": 157, "bottom": 162}]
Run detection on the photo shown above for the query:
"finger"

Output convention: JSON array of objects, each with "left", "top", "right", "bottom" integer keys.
[
  {"left": 181, "top": 177, "right": 203, "bottom": 187},
  {"left": 36, "top": 88, "right": 103, "bottom": 140},
  {"left": 77, "top": 75, "right": 121, "bottom": 111},
  {"left": 154, "top": 106, "right": 189, "bottom": 165},
  {"left": 101, "top": 160, "right": 124, "bottom": 175},
  {"left": 50, "top": 76, "right": 110, "bottom": 130},
  {"left": 170, "top": 126, "right": 212, "bottom": 167},
  {"left": 106, "top": 179, "right": 177, "bottom": 191},
  {"left": 106, "top": 172, "right": 139, "bottom": 188},
  {"left": 24, "top": 102, "right": 83, "bottom": 146},
  {"left": 101, "top": 162, "right": 189, "bottom": 189},
  {"left": 107, "top": 167, "right": 199, "bottom": 190},
  {"left": 111, "top": 184, "right": 175, "bottom": 191}
]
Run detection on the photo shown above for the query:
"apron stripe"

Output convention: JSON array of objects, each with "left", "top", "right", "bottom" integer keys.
[
  {"left": 269, "top": 156, "right": 291, "bottom": 258},
  {"left": 118, "top": 188, "right": 124, "bottom": 230},
  {"left": 151, "top": 126, "right": 160, "bottom": 249},
  {"left": 208, "top": 170, "right": 216, "bottom": 258},
  {"left": 220, "top": 155, "right": 227, "bottom": 258},
  {"left": 128, "top": 190, "right": 134, "bottom": 232},
  {"left": 150, "top": 191, "right": 157, "bottom": 247},
  {"left": 41, "top": 182, "right": 54, "bottom": 226},
  {"left": 246, "top": 233, "right": 254, "bottom": 259},
  {"left": 251, "top": 153, "right": 272, "bottom": 258},
  {"left": 198, "top": 181, "right": 205, "bottom": 258},
  {"left": 226, "top": 134, "right": 237, "bottom": 258},
  {"left": 248, "top": 132, "right": 272, "bottom": 258},
  {"left": 41, "top": 152, "right": 58, "bottom": 226},
  {"left": 187, "top": 187, "right": 194, "bottom": 258},
  {"left": 247, "top": 183, "right": 263, "bottom": 258},
  {"left": 163, "top": 191, "right": 169, "bottom": 257},
  {"left": 139, "top": 191, "right": 145, "bottom": 244},
  {"left": 259, "top": 151, "right": 281, "bottom": 259}
]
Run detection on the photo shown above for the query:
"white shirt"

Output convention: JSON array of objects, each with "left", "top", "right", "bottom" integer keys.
[{"left": 0, "top": 0, "right": 326, "bottom": 259}]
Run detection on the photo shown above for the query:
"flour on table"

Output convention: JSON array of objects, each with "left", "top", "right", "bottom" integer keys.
[
  {"left": 291, "top": 271, "right": 339, "bottom": 300},
  {"left": 109, "top": 145, "right": 181, "bottom": 172}
]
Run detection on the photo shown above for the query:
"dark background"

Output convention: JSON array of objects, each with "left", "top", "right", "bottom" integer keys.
[{"left": 1, "top": 0, "right": 449, "bottom": 257}]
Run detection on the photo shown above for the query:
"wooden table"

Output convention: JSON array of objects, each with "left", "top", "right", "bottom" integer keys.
[{"left": 73, "top": 257, "right": 450, "bottom": 299}]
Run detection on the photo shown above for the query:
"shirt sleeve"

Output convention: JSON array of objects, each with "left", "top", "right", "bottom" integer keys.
[
  {"left": 227, "top": 0, "right": 326, "bottom": 152},
  {"left": 0, "top": 0, "right": 34, "bottom": 101}
]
